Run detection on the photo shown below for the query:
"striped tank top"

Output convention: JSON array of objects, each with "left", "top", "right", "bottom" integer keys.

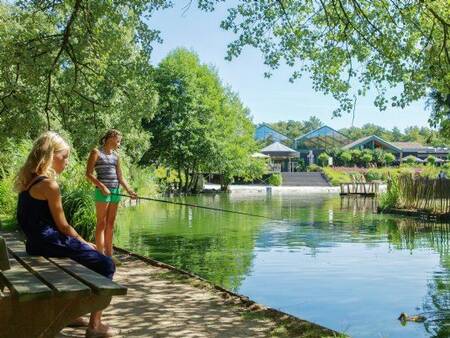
[{"left": 94, "top": 148, "right": 119, "bottom": 188}]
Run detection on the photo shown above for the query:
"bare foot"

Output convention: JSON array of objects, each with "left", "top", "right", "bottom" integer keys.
[{"left": 86, "top": 323, "right": 120, "bottom": 337}]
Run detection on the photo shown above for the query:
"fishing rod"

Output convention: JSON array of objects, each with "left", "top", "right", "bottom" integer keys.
[{"left": 113, "top": 193, "right": 282, "bottom": 221}]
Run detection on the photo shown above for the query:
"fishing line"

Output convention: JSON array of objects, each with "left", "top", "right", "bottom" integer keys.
[{"left": 113, "top": 193, "right": 283, "bottom": 221}]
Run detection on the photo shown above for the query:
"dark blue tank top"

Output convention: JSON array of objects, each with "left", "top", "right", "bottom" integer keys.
[{"left": 17, "top": 176, "right": 58, "bottom": 242}]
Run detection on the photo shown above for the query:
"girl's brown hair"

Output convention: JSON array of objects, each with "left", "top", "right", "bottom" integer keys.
[
  {"left": 14, "top": 131, "right": 70, "bottom": 191},
  {"left": 99, "top": 129, "right": 122, "bottom": 146}
]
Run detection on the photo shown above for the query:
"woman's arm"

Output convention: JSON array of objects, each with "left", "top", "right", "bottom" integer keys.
[
  {"left": 44, "top": 180, "right": 95, "bottom": 248},
  {"left": 85, "top": 149, "right": 110, "bottom": 195},
  {"left": 116, "top": 156, "right": 137, "bottom": 198}
]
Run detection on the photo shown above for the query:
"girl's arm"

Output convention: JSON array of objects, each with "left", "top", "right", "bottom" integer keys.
[
  {"left": 116, "top": 156, "right": 137, "bottom": 198},
  {"left": 86, "top": 149, "right": 110, "bottom": 195},
  {"left": 44, "top": 180, "right": 95, "bottom": 249}
]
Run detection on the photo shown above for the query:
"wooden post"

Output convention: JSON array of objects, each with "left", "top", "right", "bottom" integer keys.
[{"left": 0, "top": 237, "right": 10, "bottom": 271}]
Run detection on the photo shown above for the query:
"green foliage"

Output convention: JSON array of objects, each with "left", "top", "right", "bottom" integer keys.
[
  {"left": 268, "top": 173, "right": 282, "bottom": 186},
  {"left": 307, "top": 164, "right": 322, "bottom": 172},
  {"left": 201, "top": 1, "right": 450, "bottom": 130},
  {"left": 317, "top": 152, "right": 330, "bottom": 167},
  {"left": 339, "top": 151, "right": 352, "bottom": 166},
  {"left": 426, "top": 155, "right": 437, "bottom": 166},
  {"left": 360, "top": 152, "right": 373, "bottom": 167},
  {"left": 322, "top": 167, "right": 351, "bottom": 186},
  {"left": 366, "top": 169, "right": 383, "bottom": 182},
  {"left": 143, "top": 48, "right": 261, "bottom": 192},
  {"left": 269, "top": 116, "right": 323, "bottom": 142},
  {"left": 0, "top": 1, "right": 162, "bottom": 160},
  {"left": 403, "top": 155, "right": 417, "bottom": 165},
  {"left": 379, "top": 175, "right": 400, "bottom": 210},
  {"left": 385, "top": 153, "right": 396, "bottom": 165}
]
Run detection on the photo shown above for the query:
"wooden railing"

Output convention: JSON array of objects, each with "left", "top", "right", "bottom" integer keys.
[{"left": 340, "top": 182, "right": 380, "bottom": 196}]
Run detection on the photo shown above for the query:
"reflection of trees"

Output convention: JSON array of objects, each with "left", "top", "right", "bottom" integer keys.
[
  {"left": 387, "top": 219, "right": 450, "bottom": 338},
  {"left": 116, "top": 200, "right": 263, "bottom": 291},
  {"left": 116, "top": 193, "right": 450, "bottom": 334}
]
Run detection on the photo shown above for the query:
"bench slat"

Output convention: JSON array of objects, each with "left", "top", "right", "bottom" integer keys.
[
  {"left": 50, "top": 258, "right": 127, "bottom": 296},
  {"left": 0, "top": 237, "right": 10, "bottom": 271},
  {"left": 0, "top": 257, "right": 53, "bottom": 302},
  {"left": 7, "top": 239, "right": 91, "bottom": 298}
]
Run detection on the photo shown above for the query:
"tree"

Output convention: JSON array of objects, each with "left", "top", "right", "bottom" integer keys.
[
  {"left": 339, "top": 151, "right": 352, "bottom": 166},
  {"left": 199, "top": 1, "right": 449, "bottom": 129},
  {"left": 0, "top": 1, "right": 166, "bottom": 159},
  {"left": 373, "top": 149, "right": 386, "bottom": 166},
  {"left": 142, "top": 49, "right": 261, "bottom": 192},
  {"left": 361, "top": 152, "right": 373, "bottom": 167},
  {"left": 318, "top": 152, "right": 330, "bottom": 167},
  {"left": 385, "top": 153, "right": 396, "bottom": 166}
]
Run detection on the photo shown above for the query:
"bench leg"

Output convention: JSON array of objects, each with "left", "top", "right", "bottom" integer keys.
[{"left": 0, "top": 294, "right": 112, "bottom": 338}]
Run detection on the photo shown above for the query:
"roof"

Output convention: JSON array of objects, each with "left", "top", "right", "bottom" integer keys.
[
  {"left": 342, "top": 135, "right": 402, "bottom": 152},
  {"left": 391, "top": 142, "right": 425, "bottom": 150},
  {"left": 251, "top": 152, "right": 270, "bottom": 158},
  {"left": 294, "top": 125, "right": 349, "bottom": 142},
  {"left": 260, "top": 142, "right": 299, "bottom": 157},
  {"left": 255, "top": 123, "right": 290, "bottom": 141}
]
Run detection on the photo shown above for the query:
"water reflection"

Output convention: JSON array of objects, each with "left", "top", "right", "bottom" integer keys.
[{"left": 116, "top": 194, "right": 450, "bottom": 338}]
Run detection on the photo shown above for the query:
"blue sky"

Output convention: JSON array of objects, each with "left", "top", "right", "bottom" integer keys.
[{"left": 147, "top": 2, "right": 430, "bottom": 131}]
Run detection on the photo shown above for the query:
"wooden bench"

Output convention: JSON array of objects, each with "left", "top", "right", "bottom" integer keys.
[{"left": 0, "top": 231, "right": 127, "bottom": 338}]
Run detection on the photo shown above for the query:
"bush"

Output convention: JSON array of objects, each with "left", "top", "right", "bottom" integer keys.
[
  {"left": 426, "top": 155, "right": 437, "bottom": 165},
  {"left": 307, "top": 164, "right": 322, "bottom": 172},
  {"left": 268, "top": 173, "right": 282, "bottom": 186},
  {"left": 339, "top": 151, "right": 352, "bottom": 166},
  {"left": 385, "top": 153, "right": 396, "bottom": 165},
  {"left": 322, "top": 167, "right": 351, "bottom": 185},
  {"left": 365, "top": 169, "right": 383, "bottom": 182},
  {"left": 361, "top": 152, "right": 373, "bottom": 167},
  {"left": 317, "top": 152, "right": 330, "bottom": 167},
  {"left": 403, "top": 155, "right": 417, "bottom": 165},
  {"left": 379, "top": 175, "right": 400, "bottom": 210}
]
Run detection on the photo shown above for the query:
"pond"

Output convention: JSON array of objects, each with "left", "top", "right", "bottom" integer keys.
[{"left": 115, "top": 193, "right": 450, "bottom": 338}]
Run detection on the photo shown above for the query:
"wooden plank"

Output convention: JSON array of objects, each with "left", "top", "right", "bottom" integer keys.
[
  {"left": 6, "top": 239, "right": 91, "bottom": 298},
  {"left": 49, "top": 258, "right": 127, "bottom": 297},
  {"left": 0, "top": 256, "right": 52, "bottom": 302},
  {"left": 0, "top": 237, "right": 10, "bottom": 271}
]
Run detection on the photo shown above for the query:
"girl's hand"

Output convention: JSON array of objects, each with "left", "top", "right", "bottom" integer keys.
[
  {"left": 100, "top": 186, "right": 111, "bottom": 196},
  {"left": 128, "top": 190, "right": 138, "bottom": 199}
]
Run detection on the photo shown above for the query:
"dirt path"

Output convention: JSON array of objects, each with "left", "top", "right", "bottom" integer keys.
[{"left": 58, "top": 253, "right": 340, "bottom": 338}]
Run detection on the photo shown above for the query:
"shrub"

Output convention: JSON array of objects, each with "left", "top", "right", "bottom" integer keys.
[
  {"left": 403, "top": 155, "right": 417, "bottom": 165},
  {"left": 360, "top": 152, "right": 373, "bottom": 167},
  {"left": 317, "top": 152, "right": 330, "bottom": 167},
  {"left": 365, "top": 169, "right": 383, "bottom": 182},
  {"left": 379, "top": 175, "right": 400, "bottom": 210},
  {"left": 385, "top": 153, "right": 396, "bottom": 165},
  {"left": 426, "top": 155, "right": 437, "bottom": 166},
  {"left": 322, "top": 167, "right": 351, "bottom": 185},
  {"left": 307, "top": 164, "right": 322, "bottom": 172},
  {"left": 339, "top": 151, "right": 352, "bottom": 166},
  {"left": 268, "top": 173, "right": 282, "bottom": 186}
]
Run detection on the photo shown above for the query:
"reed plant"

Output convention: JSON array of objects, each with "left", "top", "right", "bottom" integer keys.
[
  {"left": 379, "top": 174, "right": 400, "bottom": 210},
  {"left": 387, "top": 173, "right": 450, "bottom": 214}
]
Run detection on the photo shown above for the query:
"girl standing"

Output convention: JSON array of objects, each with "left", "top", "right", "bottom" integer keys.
[
  {"left": 15, "top": 131, "right": 117, "bottom": 337},
  {"left": 86, "top": 129, "right": 136, "bottom": 257}
]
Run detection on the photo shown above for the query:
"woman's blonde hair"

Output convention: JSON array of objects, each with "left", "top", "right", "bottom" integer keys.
[
  {"left": 99, "top": 129, "right": 122, "bottom": 146},
  {"left": 14, "top": 131, "right": 70, "bottom": 191}
]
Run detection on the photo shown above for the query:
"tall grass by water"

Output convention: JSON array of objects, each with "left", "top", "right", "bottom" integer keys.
[{"left": 381, "top": 173, "right": 450, "bottom": 214}]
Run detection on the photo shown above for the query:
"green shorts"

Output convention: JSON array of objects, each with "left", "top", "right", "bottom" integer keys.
[{"left": 94, "top": 187, "right": 121, "bottom": 204}]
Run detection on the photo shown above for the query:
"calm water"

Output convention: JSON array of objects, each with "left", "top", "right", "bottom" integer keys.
[{"left": 115, "top": 193, "right": 450, "bottom": 338}]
